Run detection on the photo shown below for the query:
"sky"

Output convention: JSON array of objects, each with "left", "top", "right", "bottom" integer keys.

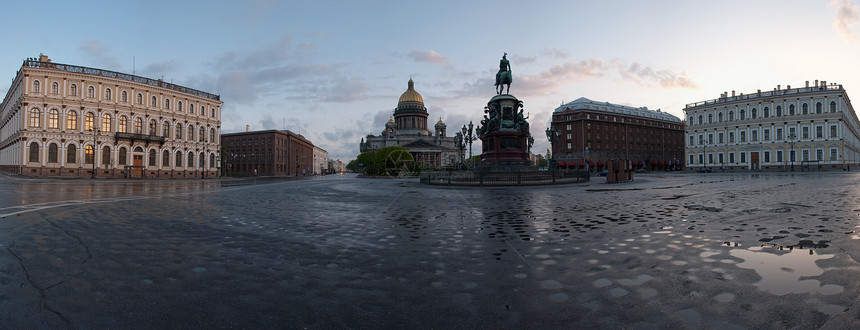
[{"left": 2, "top": 0, "right": 860, "bottom": 161}]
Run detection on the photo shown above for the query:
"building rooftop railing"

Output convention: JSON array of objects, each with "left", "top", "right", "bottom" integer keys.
[
  {"left": 685, "top": 85, "right": 843, "bottom": 109},
  {"left": 24, "top": 59, "right": 220, "bottom": 101}
]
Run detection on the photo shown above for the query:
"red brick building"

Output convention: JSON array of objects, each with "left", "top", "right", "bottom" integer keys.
[
  {"left": 221, "top": 129, "right": 314, "bottom": 176},
  {"left": 550, "top": 97, "right": 685, "bottom": 171}
]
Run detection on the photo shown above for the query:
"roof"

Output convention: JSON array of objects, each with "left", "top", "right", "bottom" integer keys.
[{"left": 554, "top": 97, "right": 681, "bottom": 123}]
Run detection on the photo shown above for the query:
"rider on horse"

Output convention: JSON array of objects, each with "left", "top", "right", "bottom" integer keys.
[{"left": 495, "top": 53, "right": 512, "bottom": 94}]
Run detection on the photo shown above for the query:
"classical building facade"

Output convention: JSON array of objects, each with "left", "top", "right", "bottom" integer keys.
[
  {"left": 0, "top": 55, "right": 222, "bottom": 178},
  {"left": 221, "top": 129, "right": 314, "bottom": 176},
  {"left": 313, "top": 145, "right": 328, "bottom": 175},
  {"left": 550, "top": 97, "right": 685, "bottom": 170},
  {"left": 684, "top": 80, "right": 860, "bottom": 171},
  {"left": 359, "top": 78, "right": 460, "bottom": 168}
]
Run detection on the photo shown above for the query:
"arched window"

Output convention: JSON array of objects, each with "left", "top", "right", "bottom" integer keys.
[
  {"left": 51, "top": 82, "right": 59, "bottom": 95},
  {"left": 122, "top": 91, "right": 128, "bottom": 103},
  {"left": 85, "top": 112, "right": 95, "bottom": 131},
  {"left": 176, "top": 151, "right": 183, "bottom": 167},
  {"left": 211, "top": 108, "right": 216, "bottom": 118},
  {"left": 199, "top": 126, "right": 205, "bottom": 142},
  {"left": 67, "top": 144, "right": 77, "bottom": 164},
  {"left": 763, "top": 107, "right": 769, "bottom": 118},
  {"left": 802, "top": 103, "right": 809, "bottom": 114},
  {"left": 149, "top": 119, "right": 157, "bottom": 136},
  {"left": 149, "top": 149, "right": 156, "bottom": 166},
  {"left": 189, "top": 104, "right": 194, "bottom": 114},
  {"left": 88, "top": 86, "right": 95, "bottom": 98},
  {"left": 751, "top": 108, "right": 757, "bottom": 119},
  {"left": 119, "top": 116, "right": 128, "bottom": 133},
  {"left": 776, "top": 105, "right": 782, "bottom": 116},
  {"left": 162, "top": 150, "right": 170, "bottom": 167},
  {"left": 200, "top": 106, "right": 205, "bottom": 116},
  {"left": 789, "top": 104, "right": 795, "bottom": 115},
  {"left": 48, "top": 109, "right": 59, "bottom": 129},
  {"left": 85, "top": 145, "right": 94, "bottom": 164},
  {"left": 718, "top": 112, "right": 723, "bottom": 122},
  {"left": 67, "top": 110, "right": 78, "bottom": 130},
  {"left": 134, "top": 117, "right": 143, "bottom": 134},
  {"left": 137, "top": 93, "right": 143, "bottom": 104},
  {"left": 199, "top": 152, "right": 205, "bottom": 168},
  {"left": 708, "top": 114, "right": 712, "bottom": 124},
  {"left": 29, "top": 108, "right": 41, "bottom": 128},
  {"left": 118, "top": 147, "right": 127, "bottom": 165},
  {"left": 164, "top": 98, "right": 170, "bottom": 110},
  {"left": 697, "top": 115, "right": 702, "bottom": 125},
  {"left": 816, "top": 102, "right": 822, "bottom": 114},
  {"left": 48, "top": 143, "right": 58, "bottom": 163},
  {"left": 830, "top": 101, "right": 837, "bottom": 113},
  {"left": 162, "top": 121, "right": 171, "bottom": 138},
  {"left": 70, "top": 84, "right": 77, "bottom": 96},
  {"left": 102, "top": 146, "right": 111, "bottom": 165},
  {"left": 740, "top": 109, "right": 746, "bottom": 120},
  {"left": 729, "top": 111, "right": 734, "bottom": 121},
  {"left": 101, "top": 113, "right": 112, "bottom": 132},
  {"left": 105, "top": 88, "right": 112, "bottom": 100},
  {"left": 151, "top": 96, "right": 157, "bottom": 107},
  {"left": 188, "top": 153, "right": 195, "bottom": 168},
  {"left": 176, "top": 123, "right": 183, "bottom": 139},
  {"left": 32, "top": 80, "right": 40, "bottom": 94},
  {"left": 29, "top": 142, "right": 39, "bottom": 162},
  {"left": 209, "top": 154, "right": 215, "bottom": 168},
  {"left": 209, "top": 128, "right": 215, "bottom": 143},
  {"left": 188, "top": 125, "right": 195, "bottom": 141},
  {"left": 178, "top": 101, "right": 183, "bottom": 112}
]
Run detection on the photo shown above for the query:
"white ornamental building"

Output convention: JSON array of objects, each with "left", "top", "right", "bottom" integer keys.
[
  {"left": 0, "top": 54, "right": 222, "bottom": 178},
  {"left": 684, "top": 80, "right": 860, "bottom": 171}
]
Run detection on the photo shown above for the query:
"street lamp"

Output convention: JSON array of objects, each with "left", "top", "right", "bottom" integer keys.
[
  {"left": 461, "top": 123, "right": 475, "bottom": 168},
  {"left": 89, "top": 128, "right": 100, "bottom": 179},
  {"left": 789, "top": 132, "right": 796, "bottom": 172}
]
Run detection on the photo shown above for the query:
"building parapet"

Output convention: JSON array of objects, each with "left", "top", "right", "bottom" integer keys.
[{"left": 686, "top": 84, "right": 843, "bottom": 109}]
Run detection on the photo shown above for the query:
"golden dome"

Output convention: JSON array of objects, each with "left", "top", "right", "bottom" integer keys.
[
  {"left": 388, "top": 116, "right": 395, "bottom": 123},
  {"left": 398, "top": 78, "right": 424, "bottom": 104}
]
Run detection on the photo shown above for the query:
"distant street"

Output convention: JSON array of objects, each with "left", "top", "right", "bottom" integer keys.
[{"left": 2, "top": 172, "right": 860, "bottom": 329}]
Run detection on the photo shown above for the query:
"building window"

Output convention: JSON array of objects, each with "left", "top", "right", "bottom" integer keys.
[
  {"left": 708, "top": 134, "right": 714, "bottom": 144},
  {"left": 830, "top": 124, "right": 837, "bottom": 138},
  {"left": 32, "top": 80, "right": 40, "bottom": 94},
  {"left": 708, "top": 114, "right": 713, "bottom": 124},
  {"left": 802, "top": 149, "right": 809, "bottom": 161},
  {"left": 67, "top": 110, "right": 78, "bottom": 130},
  {"left": 718, "top": 153, "right": 724, "bottom": 164},
  {"left": 188, "top": 125, "right": 195, "bottom": 141},
  {"left": 163, "top": 150, "right": 170, "bottom": 167},
  {"left": 88, "top": 86, "right": 94, "bottom": 98},
  {"left": 764, "top": 129, "right": 770, "bottom": 141},
  {"left": 816, "top": 102, "right": 822, "bottom": 114},
  {"left": 689, "top": 154, "right": 694, "bottom": 164},
  {"left": 729, "top": 111, "right": 734, "bottom": 121},
  {"left": 776, "top": 105, "right": 782, "bottom": 116},
  {"left": 776, "top": 128, "right": 783, "bottom": 140},
  {"left": 789, "top": 127, "right": 797, "bottom": 139},
  {"left": 698, "top": 115, "right": 702, "bottom": 125},
  {"left": 51, "top": 82, "right": 59, "bottom": 95},
  {"left": 188, "top": 153, "right": 194, "bottom": 168},
  {"left": 119, "top": 147, "right": 127, "bottom": 165},
  {"left": 763, "top": 107, "right": 769, "bottom": 118},
  {"left": 718, "top": 112, "right": 723, "bottom": 122},
  {"left": 698, "top": 134, "right": 704, "bottom": 144},
  {"left": 149, "top": 150, "right": 156, "bottom": 166},
  {"left": 729, "top": 132, "right": 735, "bottom": 143},
  {"left": 802, "top": 127, "right": 809, "bottom": 139},
  {"left": 105, "top": 88, "right": 112, "bottom": 100},
  {"left": 119, "top": 116, "right": 128, "bottom": 133},
  {"left": 802, "top": 103, "right": 809, "bottom": 115},
  {"left": 729, "top": 152, "right": 735, "bottom": 163},
  {"left": 708, "top": 153, "right": 714, "bottom": 164},
  {"left": 178, "top": 101, "right": 183, "bottom": 112},
  {"left": 210, "top": 128, "right": 216, "bottom": 143},
  {"left": 816, "top": 149, "right": 823, "bottom": 161},
  {"left": 210, "top": 154, "right": 215, "bottom": 168},
  {"left": 751, "top": 130, "right": 758, "bottom": 142},
  {"left": 48, "top": 109, "right": 59, "bottom": 129},
  {"left": 199, "top": 152, "right": 205, "bottom": 168},
  {"left": 789, "top": 104, "right": 795, "bottom": 115},
  {"left": 790, "top": 150, "right": 796, "bottom": 162},
  {"left": 689, "top": 135, "right": 695, "bottom": 145},
  {"left": 29, "top": 142, "right": 39, "bottom": 162},
  {"left": 740, "top": 152, "right": 746, "bottom": 163},
  {"left": 149, "top": 120, "right": 157, "bottom": 136},
  {"left": 70, "top": 84, "right": 77, "bottom": 96},
  {"left": 176, "top": 151, "right": 183, "bottom": 167},
  {"left": 85, "top": 145, "right": 94, "bottom": 164},
  {"left": 163, "top": 121, "right": 171, "bottom": 138},
  {"left": 101, "top": 146, "right": 110, "bottom": 165},
  {"left": 740, "top": 131, "right": 746, "bottom": 142},
  {"left": 165, "top": 98, "right": 170, "bottom": 110},
  {"left": 764, "top": 151, "right": 770, "bottom": 163},
  {"left": 816, "top": 126, "right": 823, "bottom": 139},
  {"left": 137, "top": 93, "right": 143, "bottom": 104},
  {"left": 776, "top": 150, "right": 783, "bottom": 163},
  {"left": 566, "top": 142, "right": 571, "bottom": 150},
  {"left": 190, "top": 104, "right": 194, "bottom": 114},
  {"left": 751, "top": 108, "right": 757, "bottom": 119},
  {"left": 102, "top": 114, "right": 112, "bottom": 132},
  {"left": 740, "top": 110, "right": 746, "bottom": 120},
  {"left": 201, "top": 106, "right": 206, "bottom": 116},
  {"left": 176, "top": 123, "right": 183, "bottom": 139},
  {"left": 830, "top": 101, "right": 837, "bottom": 113},
  {"left": 718, "top": 133, "right": 724, "bottom": 144},
  {"left": 134, "top": 117, "right": 143, "bottom": 134},
  {"left": 67, "top": 145, "right": 77, "bottom": 164},
  {"left": 151, "top": 96, "right": 158, "bottom": 107},
  {"left": 29, "top": 108, "right": 41, "bottom": 128},
  {"left": 831, "top": 148, "right": 838, "bottom": 161},
  {"left": 199, "top": 127, "right": 206, "bottom": 142},
  {"left": 85, "top": 112, "right": 95, "bottom": 131},
  {"left": 699, "top": 154, "right": 704, "bottom": 164}
]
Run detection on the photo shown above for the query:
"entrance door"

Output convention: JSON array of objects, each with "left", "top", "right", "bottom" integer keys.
[
  {"left": 133, "top": 155, "right": 143, "bottom": 176},
  {"left": 750, "top": 152, "right": 759, "bottom": 170}
]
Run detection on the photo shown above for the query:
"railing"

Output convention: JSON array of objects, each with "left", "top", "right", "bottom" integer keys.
[
  {"left": 685, "top": 85, "right": 844, "bottom": 109},
  {"left": 115, "top": 132, "right": 166, "bottom": 143},
  {"left": 24, "top": 60, "right": 220, "bottom": 101},
  {"left": 420, "top": 170, "right": 590, "bottom": 186}
]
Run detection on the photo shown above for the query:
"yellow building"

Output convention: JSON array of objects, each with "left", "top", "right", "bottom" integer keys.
[{"left": 0, "top": 54, "right": 222, "bottom": 178}]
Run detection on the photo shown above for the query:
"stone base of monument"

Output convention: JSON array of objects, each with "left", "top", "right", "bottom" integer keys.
[{"left": 479, "top": 130, "right": 531, "bottom": 171}]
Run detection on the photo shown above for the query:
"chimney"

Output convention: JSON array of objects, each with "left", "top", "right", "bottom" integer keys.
[
  {"left": 777, "top": 85, "right": 781, "bottom": 90},
  {"left": 732, "top": 90, "right": 736, "bottom": 97},
  {"left": 757, "top": 89, "right": 761, "bottom": 94},
  {"left": 806, "top": 81, "right": 810, "bottom": 88},
  {"left": 38, "top": 54, "right": 49, "bottom": 62},
  {"left": 814, "top": 80, "right": 818, "bottom": 87},
  {"left": 787, "top": 85, "right": 791, "bottom": 89},
  {"left": 821, "top": 80, "right": 826, "bottom": 87},
  {"left": 246, "top": 125, "right": 250, "bottom": 132}
]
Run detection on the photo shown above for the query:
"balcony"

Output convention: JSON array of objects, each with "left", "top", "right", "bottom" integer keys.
[{"left": 115, "top": 132, "right": 166, "bottom": 146}]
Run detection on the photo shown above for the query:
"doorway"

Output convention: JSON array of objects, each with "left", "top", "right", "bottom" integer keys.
[
  {"left": 133, "top": 155, "right": 143, "bottom": 176},
  {"left": 750, "top": 152, "right": 759, "bottom": 170}
]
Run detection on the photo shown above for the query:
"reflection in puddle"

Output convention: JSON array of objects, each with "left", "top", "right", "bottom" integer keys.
[{"left": 730, "top": 247, "right": 843, "bottom": 296}]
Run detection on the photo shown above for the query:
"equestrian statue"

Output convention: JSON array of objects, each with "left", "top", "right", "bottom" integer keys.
[{"left": 495, "top": 53, "right": 512, "bottom": 94}]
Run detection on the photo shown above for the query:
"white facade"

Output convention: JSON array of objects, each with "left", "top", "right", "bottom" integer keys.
[
  {"left": 313, "top": 146, "right": 328, "bottom": 175},
  {"left": 0, "top": 55, "right": 222, "bottom": 177},
  {"left": 684, "top": 81, "right": 860, "bottom": 171}
]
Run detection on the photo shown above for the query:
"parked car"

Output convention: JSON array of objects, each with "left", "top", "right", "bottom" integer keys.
[
  {"left": 697, "top": 167, "right": 712, "bottom": 173},
  {"left": 635, "top": 168, "right": 647, "bottom": 173},
  {"left": 597, "top": 170, "right": 609, "bottom": 176}
]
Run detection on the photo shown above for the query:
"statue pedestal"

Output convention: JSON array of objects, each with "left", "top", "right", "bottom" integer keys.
[
  {"left": 480, "top": 130, "right": 531, "bottom": 169},
  {"left": 477, "top": 93, "right": 533, "bottom": 171}
]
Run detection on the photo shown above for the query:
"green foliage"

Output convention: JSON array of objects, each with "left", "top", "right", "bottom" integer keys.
[
  {"left": 355, "top": 151, "right": 376, "bottom": 175},
  {"left": 373, "top": 146, "right": 414, "bottom": 175},
  {"left": 346, "top": 159, "right": 360, "bottom": 172},
  {"left": 535, "top": 154, "right": 548, "bottom": 167}
]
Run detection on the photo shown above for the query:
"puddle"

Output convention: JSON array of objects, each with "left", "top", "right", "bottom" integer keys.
[{"left": 730, "top": 248, "right": 843, "bottom": 295}]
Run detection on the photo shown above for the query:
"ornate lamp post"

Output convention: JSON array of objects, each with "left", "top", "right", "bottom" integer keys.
[
  {"left": 789, "top": 132, "right": 796, "bottom": 172},
  {"left": 89, "top": 128, "right": 100, "bottom": 179},
  {"left": 461, "top": 122, "right": 475, "bottom": 168}
]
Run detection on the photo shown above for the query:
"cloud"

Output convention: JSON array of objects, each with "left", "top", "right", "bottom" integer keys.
[
  {"left": 619, "top": 62, "right": 698, "bottom": 89},
  {"left": 832, "top": 0, "right": 860, "bottom": 42},
  {"left": 407, "top": 50, "right": 451, "bottom": 67},
  {"left": 140, "top": 60, "right": 179, "bottom": 78},
  {"left": 78, "top": 39, "right": 122, "bottom": 71}
]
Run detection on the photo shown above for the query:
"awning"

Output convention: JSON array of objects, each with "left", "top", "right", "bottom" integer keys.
[
  {"left": 658, "top": 161, "right": 665, "bottom": 166},
  {"left": 596, "top": 160, "right": 605, "bottom": 166},
  {"left": 557, "top": 161, "right": 566, "bottom": 167},
  {"left": 638, "top": 160, "right": 644, "bottom": 166},
  {"left": 578, "top": 161, "right": 586, "bottom": 166},
  {"left": 651, "top": 161, "right": 657, "bottom": 166}
]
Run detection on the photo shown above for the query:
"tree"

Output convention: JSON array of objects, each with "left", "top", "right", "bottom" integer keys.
[
  {"left": 373, "top": 146, "right": 414, "bottom": 175},
  {"left": 535, "top": 154, "right": 547, "bottom": 167},
  {"left": 355, "top": 151, "right": 376, "bottom": 175}
]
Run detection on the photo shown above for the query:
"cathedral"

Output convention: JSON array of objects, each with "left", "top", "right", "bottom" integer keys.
[{"left": 360, "top": 78, "right": 460, "bottom": 168}]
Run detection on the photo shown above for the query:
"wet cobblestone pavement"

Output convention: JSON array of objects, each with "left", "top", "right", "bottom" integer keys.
[{"left": 3, "top": 173, "right": 860, "bottom": 328}]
